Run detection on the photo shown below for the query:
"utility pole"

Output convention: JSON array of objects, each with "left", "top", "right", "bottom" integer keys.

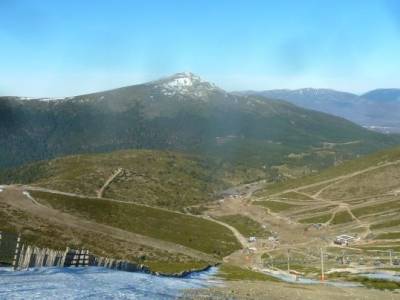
[
  {"left": 341, "top": 250, "right": 345, "bottom": 265},
  {"left": 320, "top": 248, "right": 325, "bottom": 281},
  {"left": 389, "top": 250, "right": 393, "bottom": 266},
  {"left": 287, "top": 249, "right": 290, "bottom": 273}
]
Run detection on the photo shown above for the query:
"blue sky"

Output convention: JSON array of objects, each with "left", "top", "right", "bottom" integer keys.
[{"left": 1, "top": 0, "right": 399, "bottom": 97}]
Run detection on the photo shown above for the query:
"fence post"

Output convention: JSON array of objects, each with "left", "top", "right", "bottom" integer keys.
[
  {"left": 12, "top": 234, "right": 21, "bottom": 270},
  {"left": 60, "top": 247, "right": 69, "bottom": 267},
  {"left": 84, "top": 249, "right": 89, "bottom": 267}
]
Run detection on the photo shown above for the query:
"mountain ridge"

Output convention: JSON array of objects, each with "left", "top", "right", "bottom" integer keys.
[
  {"left": 237, "top": 88, "right": 400, "bottom": 133},
  {"left": 362, "top": 88, "right": 400, "bottom": 101},
  {"left": 1, "top": 73, "right": 399, "bottom": 182}
]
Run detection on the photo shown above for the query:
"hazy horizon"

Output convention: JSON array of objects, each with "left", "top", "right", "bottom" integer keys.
[
  {"left": 1, "top": 71, "right": 398, "bottom": 99},
  {"left": 1, "top": 0, "right": 400, "bottom": 97}
]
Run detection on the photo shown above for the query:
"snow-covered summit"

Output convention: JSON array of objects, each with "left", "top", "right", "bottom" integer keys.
[
  {"left": 148, "top": 72, "right": 224, "bottom": 98},
  {"left": 161, "top": 72, "right": 202, "bottom": 88}
]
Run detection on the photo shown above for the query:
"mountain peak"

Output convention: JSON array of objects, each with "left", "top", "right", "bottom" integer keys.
[
  {"left": 148, "top": 72, "right": 223, "bottom": 98},
  {"left": 162, "top": 72, "right": 203, "bottom": 87}
]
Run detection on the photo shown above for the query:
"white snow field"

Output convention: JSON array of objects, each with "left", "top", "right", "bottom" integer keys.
[{"left": 0, "top": 267, "right": 221, "bottom": 299}]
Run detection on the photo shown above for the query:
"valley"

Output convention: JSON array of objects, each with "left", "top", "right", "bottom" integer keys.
[
  {"left": 207, "top": 147, "right": 400, "bottom": 287},
  {"left": 1, "top": 146, "right": 400, "bottom": 294}
]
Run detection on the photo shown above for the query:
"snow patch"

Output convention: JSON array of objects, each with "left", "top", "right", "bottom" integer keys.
[
  {"left": 0, "top": 267, "right": 221, "bottom": 299},
  {"left": 39, "top": 97, "right": 67, "bottom": 102},
  {"left": 19, "top": 97, "right": 36, "bottom": 100},
  {"left": 149, "top": 72, "right": 223, "bottom": 98},
  {"left": 164, "top": 75, "right": 195, "bottom": 88},
  {"left": 17, "top": 97, "right": 70, "bottom": 102}
]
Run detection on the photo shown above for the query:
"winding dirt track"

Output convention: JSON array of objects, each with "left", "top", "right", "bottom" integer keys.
[
  {"left": 97, "top": 168, "right": 123, "bottom": 198},
  {"left": 259, "top": 159, "right": 400, "bottom": 239},
  {"left": 21, "top": 185, "right": 248, "bottom": 250},
  {"left": 0, "top": 186, "right": 218, "bottom": 263},
  {"left": 202, "top": 216, "right": 248, "bottom": 248},
  {"left": 268, "top": 159, "right": 400, "bottom": 198}
]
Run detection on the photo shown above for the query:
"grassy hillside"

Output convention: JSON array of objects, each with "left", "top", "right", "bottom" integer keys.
[
  {"left": 220, "top": 147, "right": 400, "bottom": 280},
  {"left": 31, "top": 191, "right": 241, "bottom": 257},
  {"left": 0, "top": 150, "right": 260, "bottom": 210},
  {"left": 1, "top": 145, "right": 369, "bottom": 211},
  {"left": 3, "top": 143, "right": 400, "bottom": 212},
  {"left": 257, "top": 146, "right": 400, "bottom": 197},
  {"left": 215, "top": 215, "right": 269, "bottom": 238},
  {"left": 254, "top": 146, "right": 400, "bottom": 253},
  {"left": 0, "top": 199, "right": 206, "bottom": 273},
  {"left": 0, "top": 186, "right": 243, "bottom": 273}
]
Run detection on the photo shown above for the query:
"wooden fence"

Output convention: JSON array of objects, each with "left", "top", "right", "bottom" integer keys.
[{"left": 0, "top": 231, "right": 149, "bottom": 273}]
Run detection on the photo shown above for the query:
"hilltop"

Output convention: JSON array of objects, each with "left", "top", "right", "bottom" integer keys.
[{"left": 0, "top": 149, "right": 244, "bottom": 210}]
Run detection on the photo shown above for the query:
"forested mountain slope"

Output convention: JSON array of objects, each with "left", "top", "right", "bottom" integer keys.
[{"left": 1, "top": 73, "right": 398, "bottom": 178}]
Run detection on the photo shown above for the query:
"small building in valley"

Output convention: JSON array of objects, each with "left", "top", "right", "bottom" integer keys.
[
  {"left": 248, "top": 236, "right": 256, "bottom": 243},
  {"left": 334, "top": 234, "right": 357, "bottom": 246}
]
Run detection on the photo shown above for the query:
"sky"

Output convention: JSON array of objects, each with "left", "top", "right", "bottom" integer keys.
[{"left": 0, "top": 0, "right": 400, "bottom": 97}]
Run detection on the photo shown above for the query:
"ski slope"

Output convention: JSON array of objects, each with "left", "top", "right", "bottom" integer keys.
[{"left": 0, "top": 267, "right": 220, "bottom": 299}]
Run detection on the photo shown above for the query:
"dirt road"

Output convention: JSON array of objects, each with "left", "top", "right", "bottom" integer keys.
[
  {"left": 267, "top": 159, "right": 400, "bottom": 198},
  {"left": 97, "top": 168, "right": 123, "bottom": 198},
  {"left": 15, "top": 184, "right": 248, "bottom": 254},
  {"left": 0, "top": 186, "right": 218, "bottom": 263},
  {"left": 203, "top": 215, "right": 248, "bottom": 248}
]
